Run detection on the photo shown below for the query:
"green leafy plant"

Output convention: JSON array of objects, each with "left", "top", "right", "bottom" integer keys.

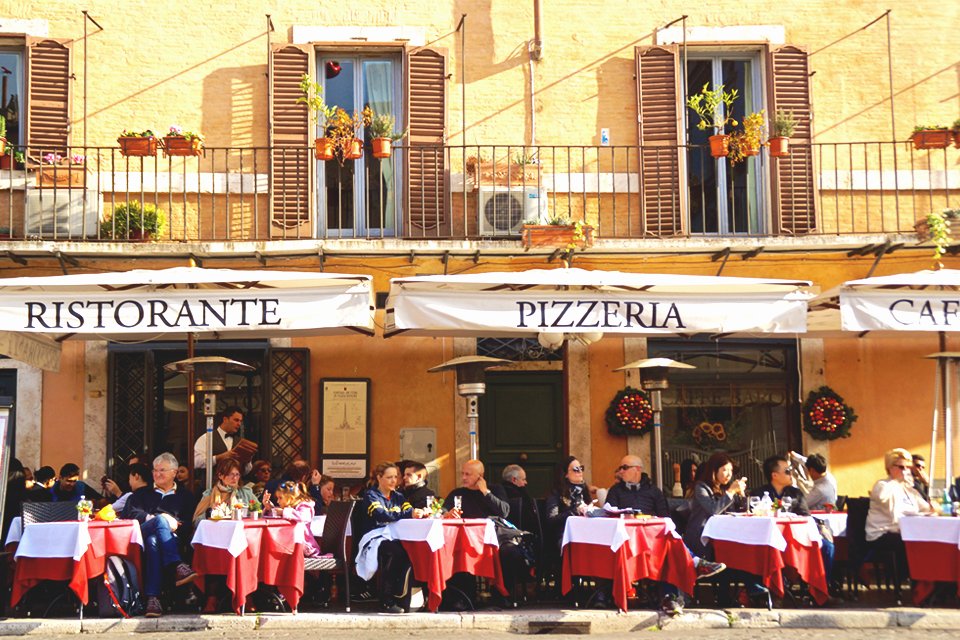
[
  {"left": 772, "top": 109, "right": 797, "bottom": 138},
  {"left": 367, "top": 112, "right": 406, "bottom": 141},
  {"left": 514, "top": 149, "right": 539, "bottom": 166},
  {"left": 913, "top": 124, "right": 949, "bottom": 133},
  {"left": 952, "top": 118, "right": 960, "bottom": 133},
  {"left": 926, "top": 208, "right": 960, "bottom": 269},
  {"left": 0, "top": 114, "right": 6, "bottom": 141},
  {"left": 296, "top": 74, "right": 335, "bottom": 128},
  {"left": 686, "top": 83, "right": 739, "bottom": 132},
  {"left": 165, "top": 125, "right": 203, "bottom": 143},
  {"left": 120, "top": 129, "right": 155, "bottom": 138},
  {"left": 100, "top": 200, "right": 166, "bottom": 240},
  {"left": 13, "top": 150, "right": 25, "bottom": 165}
]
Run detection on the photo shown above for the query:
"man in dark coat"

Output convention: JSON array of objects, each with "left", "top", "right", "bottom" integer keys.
[{"left": 401, "top": 461, "right": 436, "bottom": 510}]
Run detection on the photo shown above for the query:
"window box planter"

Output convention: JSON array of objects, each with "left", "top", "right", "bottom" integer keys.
[
  {"left": 118, "top": 136, "right": 158, "bottom": 157},
  {"left": 521, "top": 224, "right": 594, "bottom": 249},
  {"left": 36, "top": 163, "right": 86, "bottom": 188},
  {"left": 911, "top": 129, "right": 952, "bottom": 150},
  {"left": 162, "top": 136, "right": 202, "bottom": 157}
]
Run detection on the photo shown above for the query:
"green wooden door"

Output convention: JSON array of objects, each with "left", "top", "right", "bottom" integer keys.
[{"left": 479, "top": 371, "right": 564, "bottom": 499}]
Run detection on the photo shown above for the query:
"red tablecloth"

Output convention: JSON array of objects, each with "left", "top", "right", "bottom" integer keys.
[
  {"left": 11, "top": 520, "right": 143, "bottom": 607},
  {"left": 399, "top": 520, "right": 506, "bottom": 612},
  {"left": 711, "top": 519, "right": 828, "bottom": 605},
  {"left": 901, "top": 516, "right": 960, "bottom": 604},
  {"left": 192, "top": 519, "right": 305, "bottom": 614},
  {"left": 560, "top": 517, "right": 696, "bottom": 612}
]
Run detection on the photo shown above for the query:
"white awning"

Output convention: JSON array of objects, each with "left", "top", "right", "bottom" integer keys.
[
  {"left": 0, "top": 332, "right": 61, "bottom": 372},
  {"left": 0, "top": 267, "right": 376, "bottom": 369},
  {"left": 385, "top": 268, "right": 814, "bottom": 337}
]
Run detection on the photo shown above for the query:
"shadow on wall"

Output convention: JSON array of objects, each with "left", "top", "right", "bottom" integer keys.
[
  {"left": 202, "top": 66, "right": 265, "bottom": 148},
  {"left": 594, "top": 56, "right": 638, "bottom": 147}
]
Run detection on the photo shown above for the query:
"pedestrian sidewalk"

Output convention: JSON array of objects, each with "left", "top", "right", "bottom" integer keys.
[{"left": 3, "top": 607, "right": 960, "bottom": 635}]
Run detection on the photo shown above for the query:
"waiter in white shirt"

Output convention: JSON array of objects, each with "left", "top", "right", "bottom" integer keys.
[{"left": 193, "top": 406, "right": 251, "bottom": 472}]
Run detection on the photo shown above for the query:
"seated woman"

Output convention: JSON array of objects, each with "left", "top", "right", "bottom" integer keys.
[
  {"left": 544, "top": 456, "right": 601, "bottom": 553},
  {"left": 865, "top": 448, "right": 933, "bottom": 582},
  {"left": 193, "top": 458, "right": 259, "bottom": 524},
  {"left": 355, "top": 462, "right": 420, "bottom": 614},
  {"left": 272, "top": 480, "right": 323, "bottom": 557},
  {"left": 309, "top": 473, "right": 336, "bottom": 515},
  {"left": 683, "top": 452, "right": 768, "bottom": 607}
]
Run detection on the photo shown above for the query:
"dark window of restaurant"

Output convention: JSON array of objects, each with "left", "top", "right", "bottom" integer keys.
[
  {"left": 477, "top": 337, "right": 562, "bottom": 362},
  {"left": 647, "top": 338, "right": 800, "bottom": 488}
]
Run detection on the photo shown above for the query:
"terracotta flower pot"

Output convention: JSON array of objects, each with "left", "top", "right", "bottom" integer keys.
[
  {"left": 954, "top": 130, "right": 960, "bottom": 149},
  {"left": 344, "top": 138, "right": 363, "bottom": 160},
  {"left": 768, "top": 136, "right": 790, "bottom": 157},
  {"left": 371, "top": 137, "right": 391, "bottom": 159},
  {"left": 911, "top": 129, "right": 951, "bottom": 150},
  {"left": 163, "top": 136, "right": 202, "bottom": 157},
  {"left": 708, "top": 134, "right": 730, "bottom": 158},
  {"left": 118, "top": 136, "right": 158, "bottom": 157},
  {"left": 0, "top": 137, "right": 6, "bottom": 157},
  {"left": 37, "top": 163, "right": 86, "bottom": 188},
  {"left": 742, "top": 142, "right": 760, "bottom": 157},
  {"left": 315, "top": 138, "right": 335, "bottom": 161}
]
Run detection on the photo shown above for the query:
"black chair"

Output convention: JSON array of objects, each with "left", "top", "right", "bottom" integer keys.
[
  {"left": 844, "top": 496, "right": 903, "bottom": 604},
  {"left": 304, "top": 500, "right": 354, "bottom": 611},
  {"left": 22, "top": 501, "right": 80, "bottom": 524}
]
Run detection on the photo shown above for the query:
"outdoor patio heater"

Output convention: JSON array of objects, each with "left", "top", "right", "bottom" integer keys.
[
  {"left": 428, "top": 355, "right": 511, "bottom": 459},
  {"left": 925, "top": 352, "right": 960, "bottom": 495},
  {"left": 165, "top": 356, "right": 253, "bottom": 492},
  {"left": 615, "top": 357, "right": 695, "bottom": 490}
]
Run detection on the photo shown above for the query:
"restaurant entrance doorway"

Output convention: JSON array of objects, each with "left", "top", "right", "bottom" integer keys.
[{"left": 479, "top": 370, "right": 564, "bottom": 499}]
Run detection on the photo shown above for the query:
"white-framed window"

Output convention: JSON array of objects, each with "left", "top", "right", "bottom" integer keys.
[{"left": 0, "top": 47, "right": 25, "bottom": 146}]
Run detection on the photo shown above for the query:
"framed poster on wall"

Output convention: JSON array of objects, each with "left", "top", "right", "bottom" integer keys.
[{"left": 319, "top": 378, "right": 370, "bottom": 481}]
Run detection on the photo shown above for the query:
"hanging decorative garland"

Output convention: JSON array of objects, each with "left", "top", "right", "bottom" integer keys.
[
  {"left": 605, "top": 386, "right": 655, "bottom": 436},
  {"left": 802, "top": 386, "right": 858, "bottom": 441}
]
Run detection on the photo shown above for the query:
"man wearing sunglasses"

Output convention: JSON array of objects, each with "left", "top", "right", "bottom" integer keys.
[{"left": 601, "top": 455, "right": 725, "bottom": 615}]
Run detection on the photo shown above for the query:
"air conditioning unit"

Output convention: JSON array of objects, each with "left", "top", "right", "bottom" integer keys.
[
  {"left": 478, "top": 186, "right": 547, "bottom": 236},
  {"left": 25, "top": 189, "right": 102, "bottom": 239}
]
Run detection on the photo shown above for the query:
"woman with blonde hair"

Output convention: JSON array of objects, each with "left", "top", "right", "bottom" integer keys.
[{"left": 272, "top": 480, "right": 322, "bottom": 557}]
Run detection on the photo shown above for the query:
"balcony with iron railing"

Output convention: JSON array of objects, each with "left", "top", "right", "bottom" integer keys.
[{"left": 0, "top": 141, "right": 955, "bottom": 246}]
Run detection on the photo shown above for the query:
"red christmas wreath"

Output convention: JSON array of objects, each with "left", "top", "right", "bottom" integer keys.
[
  {"left": 801, "top": 386, "right": 858, "bottom": 441},
  {"left": 605, "top": 387, "right": 654, "bottom": 436}
]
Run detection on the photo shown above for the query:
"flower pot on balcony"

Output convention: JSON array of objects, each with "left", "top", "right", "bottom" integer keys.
[
  {"left": 118, "top": 136, "right": 158, "bottom": 157},
  {"left": 768, "top": 136, "right": 790, "bottom": 157},
  {"left": 0, "top": 154, "right": 10, "bottom": 170},
  {"left": 163, "top": 136, "right": 202, "bottom": 157},
  {"left": 521, "top": 224, "right": 594, "bottom": 250},
  {"left": 315, "top": 137, "right": 335, "bottom": 161},
  {"left": 0, "top": 137, "right": 6, "bottom": 156},
  {"left": 911, "top": 129, "right": 951, "bottom": 150},
  {"left": 954, "top": 130, "right": 960, "bottom": 149},
  {"left": 708, "top": 134, "right": 730, "bottom": 158},
  {"left": 344, "top": 138, "right": 363, "bottom": 160},
  {"left": 371, "top": 137, "right": 392, "bottom": 159},
  {"left": 36, "top": 163, "right": 86, "bottom": 188}
]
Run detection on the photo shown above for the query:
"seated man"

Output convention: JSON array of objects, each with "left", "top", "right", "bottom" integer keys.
[
  {"left": 110, "top": 462, "right": 150, "bottom": 513},
  {"left": 603, "top": 455, "right": 725, "bottom": 614},
  {"left": 26, "top": 466, "right": 55, "bottom": 502},
  {"left": 121, "top": 452, "right": 198, "bottom": 618},
  {"left": 444, "top": 459, "right": 527, "bottom": 607},
  {"left": 754, "top": 454, "right": 836, "bottom": 592},
  {"left": 788, "top": 452, "right": 838, "bottom": 511},
  {"left": 911, "top": 454, "right": 930, "bottom": 501},
  {"left": 51, "top": 463, "right": 103, "bottom": 502},
  {"left": 492, "top": 464, "right": 541, "bottom": 534},
  {"left": 401, "top": 461, "right": 436, "bottom": 510}
]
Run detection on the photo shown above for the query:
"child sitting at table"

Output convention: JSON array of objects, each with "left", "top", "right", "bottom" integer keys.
[{"left": 272, "top": 481, "right": 322, "bottom": 557}]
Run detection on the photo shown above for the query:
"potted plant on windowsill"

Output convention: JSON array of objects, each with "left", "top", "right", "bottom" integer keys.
[
  {"left": 911, "top": 124, "right": 952, "bottom": 150},
  {"left": 325, "top": 106, "right": 372, "bottom": 166},
  {"left": 521, "top": 214, "right": 594, "bottom": 250},
  {"left": 297, "top": 74, "right": 337, "bottom": 161},
  {"left": 368, "top": 112, "right": 406, "bottom": 159},
  {"left": 0, "top": 114, "right": 7, "bottom": 157},
  {"left": 99, "top": 200, "right": 166, "bottom": 241},
  {"left": 118, "top": 129, "right": 158, "bottom": 157},
  {"left": 769, "top": 109, "right": 797, "bottom": 157},
  {"left": 686, "top": 82, "right": 739, "bottom": 158},
  {"left": 36, "top": 152, "right": 86, "bottom": 188},
  {"left": 162, "top": 125, "right": 203, "bottom": 156},
  {"left": 728, "top": 110, "right": 766, "bottom": 165}
]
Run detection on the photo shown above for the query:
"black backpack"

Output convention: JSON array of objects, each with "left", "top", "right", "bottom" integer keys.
[{"left": 97, "top": 556, "right": 144, "bottom": 618}]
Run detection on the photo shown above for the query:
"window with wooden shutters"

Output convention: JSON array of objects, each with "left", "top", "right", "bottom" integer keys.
[
  {"left": 768, "top": 45, "right": 815, "bottom": 235},
  {"left": 635, "top": 46, "right": 684, "bottom": 237},
  {"left": 26, "top": 38, "right": 71, "bottom": 160},
  {"left": 406, "top": 48, "right": 448, "bottom": 238},
  {"left": 269, "top": 44, "right": 312, "bottom": 232}
]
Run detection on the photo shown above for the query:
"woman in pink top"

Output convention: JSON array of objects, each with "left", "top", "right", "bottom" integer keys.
[{"left": 273, "top": 481, "right": 322, "bottom": 557}]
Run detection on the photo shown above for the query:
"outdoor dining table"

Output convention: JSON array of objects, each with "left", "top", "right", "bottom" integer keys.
[
  {"left": 8, "top": 518, "right": 143, "bottom": 608},
  {"left": 560, "top": 515, "right": 696, "bottom": 612},
  {"left": 900, "top": 515, "right": 960, "bottom": 604},
  {"left": 701, "top": 513, "right": 829, "bottom": 605},
  {"left": 191, "top": 517, "right": 307, "bottom": 614}
]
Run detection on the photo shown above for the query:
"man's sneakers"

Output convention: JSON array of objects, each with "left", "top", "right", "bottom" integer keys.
[
  {"left": 145, "top": 596, "right": 163, "bottom": 618},
  {"left": 660, "top": 593, "right": 684, "bottom": 617},
  {"left": 695, "top": 558, "right": 727, "bottom": 581},
  {"left": 174, "top": 562, "right": 198, "bottom": 587}
]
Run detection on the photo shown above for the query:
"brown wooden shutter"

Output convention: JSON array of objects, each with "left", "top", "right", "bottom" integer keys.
[
  {"left": 635, "top": 45, "right": 684, "bottom": 237},
  {"left": 405, "top": 48, "right": 449, "bottom": 237},
  {"left": 26, "top": 38, "right": 71, "bottom": 160},
  {"left": 769, "top": 45, "right": 816, "bottom": 235},
  {"left": 269, "top": 44, "right": 312, "bottom": 230}
]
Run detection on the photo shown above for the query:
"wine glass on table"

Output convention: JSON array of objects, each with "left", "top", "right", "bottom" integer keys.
[
  {"left": 781, "top": 496, "right": 793, "bottom": 515},
  {"left": 748, "top": 496, "right": 761, "bottom": 514},
  {"left": 453, "top": 495, "right": 463, "bottom": 513}
]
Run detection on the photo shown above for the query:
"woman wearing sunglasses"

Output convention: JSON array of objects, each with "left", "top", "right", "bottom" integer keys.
[{"left": 544, "top": 456, "right": 602, "bottom": 553}]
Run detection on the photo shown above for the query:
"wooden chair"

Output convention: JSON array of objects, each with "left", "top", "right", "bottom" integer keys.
[{"left": 304, "top": 500, "right": 354, "bottom": 611}]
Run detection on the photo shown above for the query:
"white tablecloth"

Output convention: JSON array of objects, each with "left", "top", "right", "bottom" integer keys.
[
  {"left": 814, "top": 512, "right": 847, "bottom": 538},
  {"left": 191, "top": 518, "right": 307, "bottom": 558},
  {"left": 311, "top": 515, "right": 326, "bottom": 538},
  {"left": 4, "top": 516, "right": 22, "bottom": 546},
  {"left": 701, "top": 514, "right": 822, "bottom": 551},
  {"left": 389, "top": 518, "right": 498, "bottom": 552},
  {"left": 561, "top": 516, "right": 679, "bottom": 553},
  {"left": 12, "top": 519, "right": 144, "bottom": 561},
  {"left": 900, "top": 516, "right": 960, "bottom": 547}
]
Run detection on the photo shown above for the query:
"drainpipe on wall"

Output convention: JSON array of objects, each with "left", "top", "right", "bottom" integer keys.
[{"left": 529, "top": 0, "right": 543, "bottom": 148}]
